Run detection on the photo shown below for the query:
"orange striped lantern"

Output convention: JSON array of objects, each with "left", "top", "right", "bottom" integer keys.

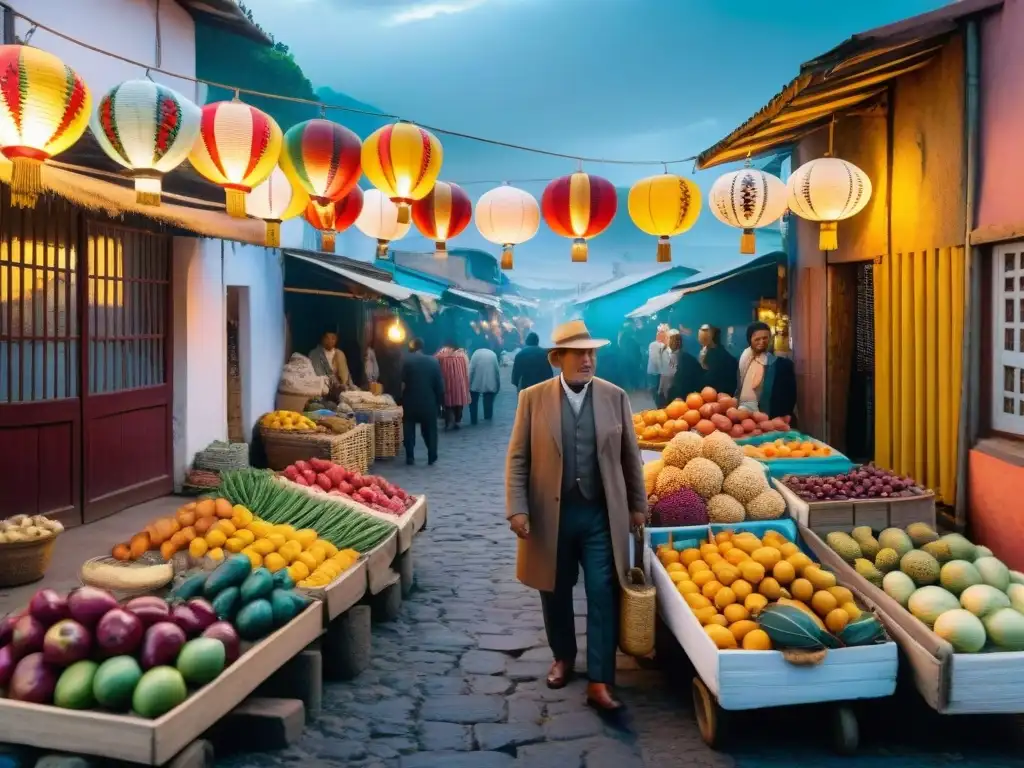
[
  {"left": 189, "top": 100, "right": 282, "bottom": 218},
  {"left": 0, "top": 45, "right": 91, "bottom": 208},
  {"left": 541, "top": 172, "right": 617, "bottom": 263},
  {"left": 361, "top": 122, "right": 443, "bottom": 225},
  {"left": 304, "top": 185, "right": 363, "bottom": 253},
  {"left": 411, "top": 181, "right": 472, "bottom": 259},
  {"left": 279, "top": 118, "right": 362, "bottom": 206},
  {"left": 246, "top": 165, "right": 309, "bottom": 247}
]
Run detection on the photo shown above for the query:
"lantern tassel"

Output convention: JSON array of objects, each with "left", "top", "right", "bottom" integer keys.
[
  {"left": 9, "top": 157, "right": 43, "bottom": 209},
  {"left": 740, "top": 228, "right": 756, "bottom": 255},
  {"left": 396, "top": 202, "right": 411, "bottom": 225},
  {"left": 501, "top": 245, "right": 514, "bottom": 270},
  {"left": 571, "top": 238, "right": 588, "bottom": 263},
  {"left": 225, "top": 189, "right": 247, "bottom": 218},
  {"left": 265, "top": 221, "right": 282, "bottom": 248},
  {"left": 321, "top": 231, "right": 336, "bottom": 253},
  {"left": 819, "top": 221, "right": 838, "bottom": 251},
  {"left": 656, "top": 236, "right": 671, "bottom": 263},
  {"left": 376, "top": 239, "right": 390, "bottom": 259},
  {"left": 434, "top": 241, "right": 448, "bottom": 260}
]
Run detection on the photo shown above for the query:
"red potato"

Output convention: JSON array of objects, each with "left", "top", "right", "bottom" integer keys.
[
  {"left": 710, "top": 414, "right": 732, "bottom": 432},
  {"left": 315, "top": 473, "right": 333, "bottom": 491},
  {"left": 752, "top": 411, "right": 770, "bottom": 423},
  {"left": 300, "top": 469, "right": 316, "bottom": 485},
  {"left": 718, "top": 396, "right": 738, "bottom": 411},
  {"left": 730, "top": 424, "right": 746, "bottom": 438},
  {"left": 698, "top": 403, "right": 720, "bottom": 419},
  {"left": 740, "top": 418, "right": 757, "bottom": 433},
  {"left": 294, "top": 460, "right": 311, "bottom": 473},
  {"left": 294, "top": 474, "right": 310, "bottom": 486},
  {"left": 725, "top": 407, "right": 741, "bottom": 423},
  {"left": 752, "top": 429, "right": 764, "bottom": 436},
  {"left": 283, "top": 466, "right": 299, "bottom": 481}
]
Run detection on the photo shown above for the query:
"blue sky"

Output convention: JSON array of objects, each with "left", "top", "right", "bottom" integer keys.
[{"left": 244, "top": 0, "right": 948, "bottom": 287}]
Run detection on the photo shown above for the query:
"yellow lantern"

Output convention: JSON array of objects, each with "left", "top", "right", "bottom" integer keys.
[
  {"left": 786, "top": 157, "right": 871, "bottom": 251},
  {"left": 627, "top": 173, "right": 701, "bottom": 262},
  {"left": 0, "top": 45, "right": 92, "bottom": 208},
  {"left": 355, "top": 188, "right": 412, "bottom": 259},
  {"left": 474, "top": 184, "right": 540, "bottom": 270},
  {"left": 708, "top": 167, "right": 788, "bottom": 254},
  {"left": 245, "top": 165, "right": 309, "bottom": 247},
  {"left": 361, "top": 122, "right": 443, "bottom": 224}
]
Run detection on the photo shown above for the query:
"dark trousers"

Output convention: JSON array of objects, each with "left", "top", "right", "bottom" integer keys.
[
  {"left": 403, "top": 416, "right": 438, "bottom": 463},
  {"left": 469, "top": 391, "right": 495, "bottom": 424},
  {"left": 539, "top": 497, "right": 617, "bottom": 684},
  {"left": 443, "top": 406, "right": 463, "bottom": 429}
]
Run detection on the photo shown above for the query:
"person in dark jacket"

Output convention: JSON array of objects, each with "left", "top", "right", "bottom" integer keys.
[
  {"left": 401, "top": 338, "right": 445, "bottom": 465},
  {"left": 668, "top": 345, "right": 705, "bottom": 404},
  {"left": 511, "top": 332, "right": 554, "bottom": 391},
  {"left": 699, "top": 324, "right": 739, "bottom": 396},
  {"left": 736, "top": 322, "right": 797, "bottom": 419}
]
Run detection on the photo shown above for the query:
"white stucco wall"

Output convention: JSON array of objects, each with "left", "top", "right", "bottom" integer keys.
[{"left": 171, "top": 218, "right": 299, "bottom": 486}]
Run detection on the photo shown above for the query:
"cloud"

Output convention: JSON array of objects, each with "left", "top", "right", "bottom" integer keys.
[{"left": 383, "top": 0, "right": 489, "bottom": 26}]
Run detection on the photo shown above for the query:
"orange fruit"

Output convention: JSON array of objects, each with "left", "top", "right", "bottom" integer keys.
[
  {"left": 825, "top": 608, "right": 850, "bottom": 633},
  {"left": 725, "top": 549, "right": 749, "bottom": 566},
  {"left": 758, "top": 577, "right": 782, "bottom": 600},
  {"left": 689, "top": 560, "right": 711, "bottom": 576},
  {"left": 731, "top": 579, "right": 753, "bottom": 601},
  {"left": 779, "top": 542, "right": 800, "bottom": 558},
  {"left": 772, "top": 561, "right": 796, "bottom": 586},
  {"left": 724, "top": 604, "right": 750, "bottom": 624},
  {"left": 786, "top": 552, "right": 813, "bottom": 574},
  {"left": 707, "top": 613, "right": 729, "bottom": 628},
  {"left": 790, "top": 578, "right": 814, "bottom": 602},
  {"left": 715, "top": 530, "right": 733, "bottom": 544},
  {"left": 681, "top": 548, "right": 703, "bottom": 565},
  {"left": 729, "top": 618, "right": 758, "bottom": 642},
  {"left": 693, "top": 606, "right": 719, "bottom": 626},
  {"left": 828, "top": 586, "right": 855, "bottom": 605},
  {"left": 677, "top": 581, "right": 700, "bottom": 596},
  {"left": 742, "top": 629, "right": 773, "bottom": 650},
  {"left": 714, "top": 587, "right": 737, "bottom": 610},
  {"left": 715, "top": 566, "right": 739, "bottom": 587},
  {"left": 704, "top": 552, "right": 724, "bottom": 566},
  {"left": 704, "top": 624, "right": 738, "bottom": 649},
  {"left": 751, "top": 547, "right": 782, "bottom": 570},
  {"left": 738, "top": 560, "right": 765, "bottom": 584},
  {"left": 692, "top": 570, "right": 716, "bottom": 588},
  {"left": 684, "top": 593, "right": 711, "bottom": 610},
  {"left": 702, "top": 580, "right": 724, "bottom": 600},
  {"left": 811, "top": 591, "right": 838, "bottom": 617},
  {"left": 214, "top": 498, "right": 234, "bottom": 519},
  {"left": 744, "top": 593, "right": 769, "bottom": 614}
]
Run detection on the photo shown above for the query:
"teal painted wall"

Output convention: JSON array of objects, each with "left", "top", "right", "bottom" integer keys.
[{"left": 577, "top": 268, "right": 696, "bottom": 341}]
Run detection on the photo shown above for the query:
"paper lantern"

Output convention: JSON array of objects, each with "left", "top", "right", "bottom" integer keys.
[
  {"left": 246, "top": 165, "right": 309, "bottom": 247},
  {"left": 355, "top": 188, "right": 412, "bottom": 259},
  {"left": 474, "top": 184, "right": 540, "bottom": 270},
  {"left": 786, "top": 157, "right": 872, "bottom": 251},
  {"left": 361, "top": 122, "right": 443, "bottom": 225},
  {"left": 189, "top": 100, "right": 282, "bottom": 218},
  {"left": 279, "top": 118, "right": 361, "bottom": 206},
  {"left": 412, "top": 181, "right": 472, "bottom": 259},
  {"left": 708, "top": 168, "right": 787, "bottom": 255},
  {"left": 304, "top": 185, "right": 364, "bottom": 253},
  {"left": 0, "top": 45, "right": 91, "bottom": 208},
  {"left": 541, "top": 172, "right": 617, "bottom": 263},
  {"left": 628, "top": 174, "right": 701, "bottom": 263},
  {"left": 91, "top": 79, "right": 201, "bottom": 206}
]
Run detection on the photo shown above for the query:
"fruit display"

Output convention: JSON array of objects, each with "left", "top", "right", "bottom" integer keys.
[
  {"left": 644, "top": 431, "right": 786, "bottom": 525},
  {"left": 655, "top": 527, "right": 885, "bottom": 651},
  {"left": 783, "top": 465, "right": 927, "bottom": 501},
  {"left": 823, "top": 523, "right": 1024, "bottom": 653},
  {"left": 633, "top": 387, "right": 790, "bottom": 444},
  {"left": 280, "top": 458, "right": 415, "bottom": 516},
  {"left": 0, "top": 514, "right": 64, "bottom": 543},
  {"left": 741, "top": 435, "right": 834, "bottom": 461},
  {"left": 260, "top": 410, "right": 319, "bottom": 431},
  {"left": 0, "top": 562, "right": 311, "bottom": 717}
]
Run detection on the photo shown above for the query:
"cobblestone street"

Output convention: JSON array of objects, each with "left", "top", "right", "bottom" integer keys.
[{"left": 220, "top": 373, "right": 1024, "bottom": 768}]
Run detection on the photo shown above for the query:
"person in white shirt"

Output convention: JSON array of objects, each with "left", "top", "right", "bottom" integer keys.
[
  {"left": 657, "top": 330, "right": 681, "bottom": 407},
  {"left": 647, "top": 324, "right": 669, "bottom": 403}
]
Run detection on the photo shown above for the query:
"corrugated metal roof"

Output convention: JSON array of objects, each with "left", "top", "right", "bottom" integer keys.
[
  {"left": 696, "top": 0, "right": 1002, "bottom": 170},
  {"left": 287, "top": 252, "right": 413, "bottom": 302}
]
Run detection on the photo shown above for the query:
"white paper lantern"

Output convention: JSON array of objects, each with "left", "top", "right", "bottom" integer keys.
[
  {"left": 708, "top": 168, "right": 788, "bottom": 254},
  {"left": 355, "top": 188, "right": 412, "bottom": 259},
  {"left": 91, "top": 79, "right": 201, "bottom": 205},
  {"left": 245, "top": 165, "right": 308, "bottom": 247},
  {"left": 474, "top": 185, "right": 540, "bottom": 270},
  {"left": 786, "top": 157, "right": 872, "bottom": 251}
]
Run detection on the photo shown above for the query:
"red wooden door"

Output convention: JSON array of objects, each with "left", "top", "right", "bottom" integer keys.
[
  {"left": 0, "top": 192, "right": 83, "bottom": 527},
  {"left": 81, "top": 222, "right": 173, "bottom": 523}
]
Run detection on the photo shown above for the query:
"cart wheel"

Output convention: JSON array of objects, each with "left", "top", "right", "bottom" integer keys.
[
  {"left": 831, "top": 706, "right": 859, "bottom": 754},
  {"left": 691, "top": 677, "right": 728, "bottom": 749}
]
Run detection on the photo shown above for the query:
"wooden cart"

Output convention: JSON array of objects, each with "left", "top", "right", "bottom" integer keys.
[
  {"left": 646, "top": 518, "right": 898, "bottom": 751},
  {"left": 775, "top": 480, "right": 937, "bottom": 535}
]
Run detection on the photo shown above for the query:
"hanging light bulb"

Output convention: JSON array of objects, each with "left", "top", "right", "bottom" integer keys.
[{"left": 386, "top": 317, "right": 406, "bottom": 343}]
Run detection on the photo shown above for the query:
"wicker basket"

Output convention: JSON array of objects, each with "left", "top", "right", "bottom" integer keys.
[
  {"left": 637, "top": 439, "right": 667, "bottom": 452},
  {"left": 619, "top": 531, "right": 656, "bottom": 657},
  {"left": 262, "top": 423, "right": 372, "bottom": 473},
  {"left": 373, "top": 417, "right": 403, "bottom": 459},
  {"left": 0, "top": 535, "right": 58, "bottom": 587},
  {"left": 275, "top": 391, "right": 314, "bottom": 412}
]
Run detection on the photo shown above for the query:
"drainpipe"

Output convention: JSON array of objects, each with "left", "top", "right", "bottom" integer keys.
[{"left": 955, "top": 19, "right": 981, "bottom": 530}]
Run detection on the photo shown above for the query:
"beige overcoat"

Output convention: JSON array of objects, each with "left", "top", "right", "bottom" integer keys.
[{"left": 505, "top": 376, "right": 648, "bottom": 592}]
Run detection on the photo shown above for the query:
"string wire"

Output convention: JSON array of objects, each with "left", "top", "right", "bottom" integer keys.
[{"left": 2, "top": 3, "right": 698, "bottom": 169}]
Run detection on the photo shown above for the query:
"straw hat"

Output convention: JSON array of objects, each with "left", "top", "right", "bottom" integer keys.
[{"left": 549, "top": 320, "right": 609, "bottom": 350}]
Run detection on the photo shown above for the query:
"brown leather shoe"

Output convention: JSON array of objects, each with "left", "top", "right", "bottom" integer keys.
[
  {"left": 586, "top": 682, "right": 624, "bottom": 714},
  {"left": 546, "top": 660, "right": 573, "bottom": 689}
]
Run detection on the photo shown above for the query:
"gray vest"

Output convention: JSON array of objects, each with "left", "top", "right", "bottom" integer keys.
[{"left": 560, "top": 388, "right": 603, "bottom": 502}]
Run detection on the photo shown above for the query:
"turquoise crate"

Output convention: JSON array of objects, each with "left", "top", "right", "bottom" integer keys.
[
  {"left": 649, "top": 518, "right": 801, "bottom": 551},
  {"left": 737, "top": 431, "right": 854, "bottom": 479}
]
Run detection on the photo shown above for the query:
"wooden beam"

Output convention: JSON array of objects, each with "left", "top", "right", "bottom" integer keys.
[{"left": 284, "top": 287, "right": 359, "bottom": 300}]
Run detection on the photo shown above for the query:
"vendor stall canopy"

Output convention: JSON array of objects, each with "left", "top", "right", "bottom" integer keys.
[{"left": 695, "top": 0, "right": 1003, "bottom": 169}]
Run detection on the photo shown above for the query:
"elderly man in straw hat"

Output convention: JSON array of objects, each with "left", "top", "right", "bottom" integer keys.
[{"left": 505, "top": 319, "right": 648, "bottom": 713}]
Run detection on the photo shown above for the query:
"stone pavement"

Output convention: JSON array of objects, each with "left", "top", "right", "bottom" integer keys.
[{"left": 218, "top": 374, "right": 1024, "bottom": 768}]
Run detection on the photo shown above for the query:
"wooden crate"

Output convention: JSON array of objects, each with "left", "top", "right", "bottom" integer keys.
[
  {"left": 299, "top": 557, "right": 367, "bottom": 624},
  {"left": 0, "top": 604, "right": 322, "bottom": 765},
  {"left": 365, "top": 528, "right": 399, "bottom": 595},
  {"left": 774, "top": 479, "right": 936, "bottom": 533}
]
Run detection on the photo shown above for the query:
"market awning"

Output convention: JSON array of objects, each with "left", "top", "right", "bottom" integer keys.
[
  {"left": 626, "top": 290, "right": 686, "bottom": 319},
  {"left": 287, "top": 252, "right": 414, "bottom": 302},
  {"left": 445, "top": 287, "right": 503, "bottom": 311},
  {"left": 695, "top": 0, "right": 1002, "bottom": 169}
]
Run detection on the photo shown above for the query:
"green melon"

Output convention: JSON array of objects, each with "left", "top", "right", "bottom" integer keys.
[
  {"left": 1007, "top": 583, "right": 1024, "bottom": 614},
  {"left": 939, "top": 560, "right": 983, "bottom": 596},
  {"left": 882, "top": 571, "right": 917, "bottom": 608},
  {"left": 900, "top": 550, "right": 940, "bottom": 586},
  {"left": 878, "top": 528, "right": 914, "bottom": 558},
  {"left": 940, "top": 533, "right": 977, "bottom": 562},
  {"left": 974, "top": 545, "right": 994, "bottom": 560},
  {"left": 974, "top": 556, "right": 1011, "bottom": 591},
  {"left": 983, "top": 608, "right": 1024, "bottom": 651},
  {"left": 907, "top": 586, "right": 960, "bottom": 627},
  {"left": 1009, "top": 570, "right": 1024, "bottom": 586},
  {"left": 960, "top": 584, "right": 1011, "bottom": 618},
  {"left": 933, "top": 609, "right": 986, "bottom": 653}
]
